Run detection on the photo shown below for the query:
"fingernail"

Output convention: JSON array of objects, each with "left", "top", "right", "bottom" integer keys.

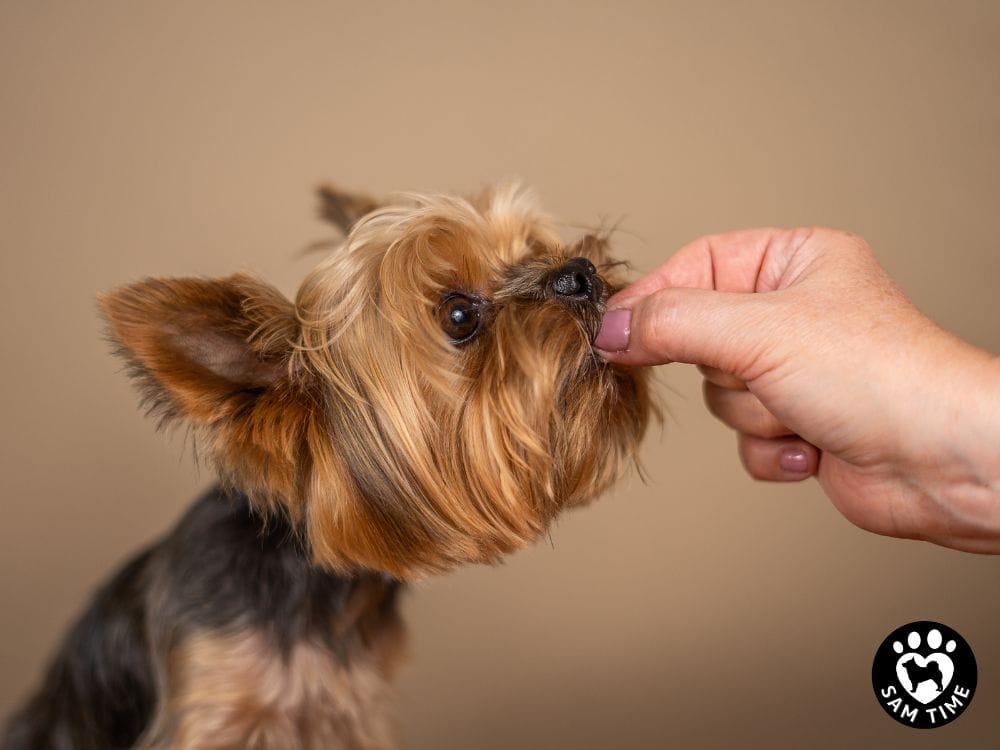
[
  {"left": 594, "top": 309, "right": 631, "bottom": 352},
  {"left": 779, "top": 446, "right": 809, "bottom": 474}
]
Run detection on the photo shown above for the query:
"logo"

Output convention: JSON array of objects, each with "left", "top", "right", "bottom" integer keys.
[{"left": 872, "top": 621, "right": 977, "bottom": 728}]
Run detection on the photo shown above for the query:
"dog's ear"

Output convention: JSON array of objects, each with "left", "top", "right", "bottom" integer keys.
[
  {"left": 99, "top": 274, "right": 314, "bottom": 509},
  {"left": 98, "top": 274, "right": 300, "bottom": 426},
  {"left": 316, "top": 183, "right": 380, "bottom": 235}
]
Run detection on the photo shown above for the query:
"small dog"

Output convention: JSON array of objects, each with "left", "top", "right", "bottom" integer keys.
[
  {"left": 3, "top": 183, "right": 654, "bottom": 749},
  {"left": 899, "top": 656, "right": 945, "bottom": 693}
]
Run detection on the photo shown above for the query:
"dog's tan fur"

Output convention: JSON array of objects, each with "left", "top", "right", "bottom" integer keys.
[
  {"left": 134, "top": 573, "right": 404, "bottom": 750},
  {"left": 139, "top": 631, "right": 392, "bottom": 750},
  {"left": 100, "top": 183, "right": 654, "bottom": 580}
]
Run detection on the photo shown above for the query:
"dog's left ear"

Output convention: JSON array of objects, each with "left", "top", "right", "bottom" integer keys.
[
  {"left": 317, "top": 183, "right": 380, "bottom": 235},
  {"left": 98, "top": 274, "right": 300, "bottom": 426}
]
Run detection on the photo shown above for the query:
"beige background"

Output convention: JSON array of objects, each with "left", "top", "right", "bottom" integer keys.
[{"left": 2, "top": 2, "right": 998, "bottom": 747}]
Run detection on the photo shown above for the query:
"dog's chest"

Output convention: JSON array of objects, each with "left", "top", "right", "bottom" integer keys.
[
  {"left": 142, "top": 630, "right": 397, "bottom": 750},
  {"left": 141, "top": 490, "right": 407, "bottom": 749}
]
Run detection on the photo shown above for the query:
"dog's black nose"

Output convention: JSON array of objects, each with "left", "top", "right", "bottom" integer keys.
[{"left": 550, "top": 257, "right": 599, "bottom": 302}]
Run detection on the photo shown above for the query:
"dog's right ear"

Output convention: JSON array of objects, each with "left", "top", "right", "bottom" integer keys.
[
  {"left": 98, "top": 273, "right": 317, "bottom": 508},
  {"left": 316, "top": 183, "right": 380, "bottom": 235},
  {"left": 98, "top": 274, "right": 301, "bottom": 427}
]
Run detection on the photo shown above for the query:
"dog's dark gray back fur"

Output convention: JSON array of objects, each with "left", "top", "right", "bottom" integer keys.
[{"left": 2, "top": 487, "right": 402, "bottom": 749}]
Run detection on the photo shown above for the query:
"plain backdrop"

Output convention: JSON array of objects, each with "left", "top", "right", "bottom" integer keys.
[{"left": 2, "top": 2, "right": 998, "bottom": 748}]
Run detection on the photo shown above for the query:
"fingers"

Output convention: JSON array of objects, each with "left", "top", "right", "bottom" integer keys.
[
  {"left": 738, "top": 434, "right": 819, "bottom": 482},
  {"left": 595, "top": 229, "right": 821, "bottom": 372},
  {"left": 703, "top": 381, "right": 793, "bottom": 439},
  {"left": 701, "top": 373, "right": 817, "bottom": 482},
  {"left": 595, "top": 285, "right": 775, "bottom": 378},
  {"left": 597, "top": 227, "right": 858, "bottom": 371},
  {"left": 608, "top": 227, "right": 816, "bottom": 306}
]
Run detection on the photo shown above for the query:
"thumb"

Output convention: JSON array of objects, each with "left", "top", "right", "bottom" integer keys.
[{"left": 595, "top": 286, "right": 780, "bottom": 379}]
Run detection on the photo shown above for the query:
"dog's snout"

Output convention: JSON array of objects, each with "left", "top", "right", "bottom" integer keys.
[{"left": 550, "top": 257, "right": 600, "bottom": 302}]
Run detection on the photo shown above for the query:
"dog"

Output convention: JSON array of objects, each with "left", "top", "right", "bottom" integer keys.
[
  {"left": 2, "top": 182, "right": 654, "bottom": 749},
  {"left": 899, "top": 656, "right": 945, "bottom": 693}
]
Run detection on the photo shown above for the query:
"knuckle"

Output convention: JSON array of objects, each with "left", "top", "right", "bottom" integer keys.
[
  {"left": 698, "top": 364, "right": 747, "bottom": 390},
  {"left": 632, "top": 290, "right": 676, "bottom": 349},
  {"left": 756, "top": 412, "right": 790, "bottom": 439},
  {"left": 702, "top": 381, "right": 723, "bottom": 414},
  {"left": 737, "top": 436, "right": 769, "bottom": 480},
  {"left": 743, "top": 460, "right": 772, "bottom": 481}
]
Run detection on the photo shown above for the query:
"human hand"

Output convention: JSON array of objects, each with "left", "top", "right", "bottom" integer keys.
[{"left": 596, "top": 228, "right": 1000, "bottom": 553}]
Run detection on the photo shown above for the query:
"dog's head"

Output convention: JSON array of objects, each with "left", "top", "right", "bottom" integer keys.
[{"left": 101, "top": 183, "right": 654, "bottom": 578}]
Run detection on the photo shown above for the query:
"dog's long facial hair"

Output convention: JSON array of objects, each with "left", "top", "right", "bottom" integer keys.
[{"left": 2, "top": 184, "right": 654, "bottom": 750}]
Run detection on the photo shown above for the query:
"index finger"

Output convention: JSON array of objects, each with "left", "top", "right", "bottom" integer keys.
[{"left": 609, "top": 227, "right": 816, "bottom": 305}]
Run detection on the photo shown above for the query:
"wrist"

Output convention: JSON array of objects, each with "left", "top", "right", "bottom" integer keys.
[
  {"left": 923, "top": 337, "right": 999, "bottom": 480},
  {"left": 899, "top": 332, "right": 1000, "bottom": 542}
]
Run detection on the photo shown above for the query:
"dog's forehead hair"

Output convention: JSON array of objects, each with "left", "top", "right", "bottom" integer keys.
[
  {"left": 416, "top": 185, "right": 569, "bottom": 294},
  {"left": 438, "top": 226, "right": 564, "bottom": 297}
]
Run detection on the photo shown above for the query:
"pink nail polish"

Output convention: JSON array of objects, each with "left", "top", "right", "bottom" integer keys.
[
  {"left": 779, "top": 446, "right": 809, "bottom": 473},
  {"left": 594, "top": 309, "right": 631, "bottom": 352}
]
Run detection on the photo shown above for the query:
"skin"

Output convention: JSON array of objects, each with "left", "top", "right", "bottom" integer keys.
[{"left": 594, "top": 228, "right": 1000, "bottom": 553}]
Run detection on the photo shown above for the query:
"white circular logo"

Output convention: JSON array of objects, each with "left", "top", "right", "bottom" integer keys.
[{"left": 872, "top": 621, "right": 976, "bottom": 728}]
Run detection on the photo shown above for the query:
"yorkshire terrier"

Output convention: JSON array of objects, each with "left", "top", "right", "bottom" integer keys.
[{"left": 3, "top": 182, "right": 653, "bottom": 749}]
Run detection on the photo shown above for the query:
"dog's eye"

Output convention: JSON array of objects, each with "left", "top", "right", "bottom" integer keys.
[{"left": 438, "top": 293, "right": 485, "bottom": 344}]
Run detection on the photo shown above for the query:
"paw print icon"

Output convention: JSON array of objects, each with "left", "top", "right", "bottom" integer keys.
[{"left": 872, "top": 621, "right": 977, "bottom": 728}]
